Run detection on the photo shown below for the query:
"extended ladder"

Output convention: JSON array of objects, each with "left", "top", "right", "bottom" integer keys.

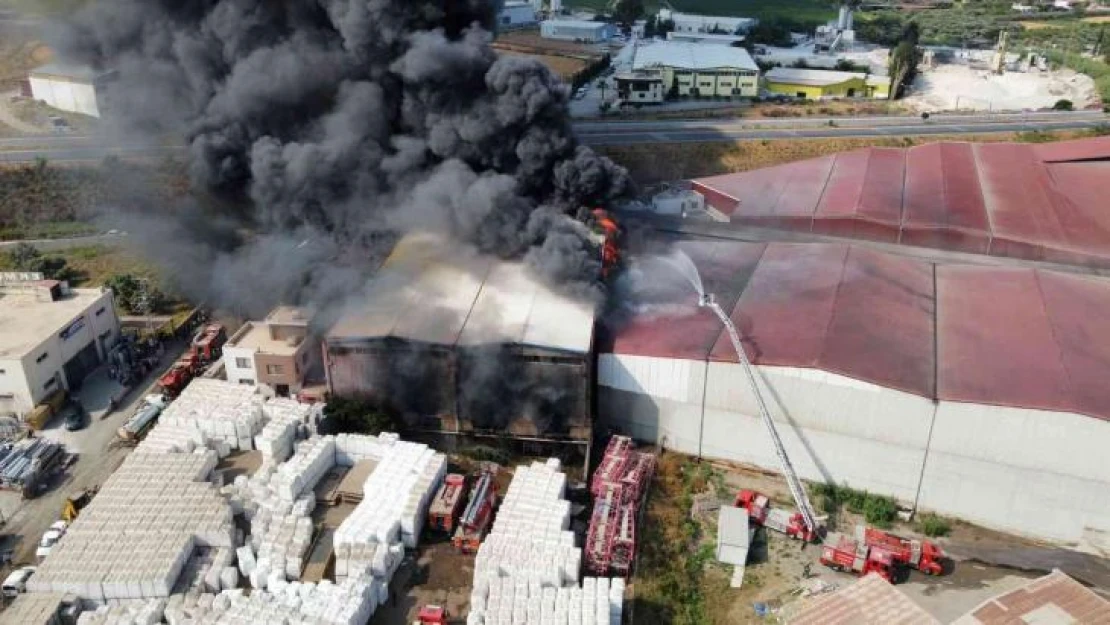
[{"left": 703, "top": 295, "right": 820, "bottom": 538}]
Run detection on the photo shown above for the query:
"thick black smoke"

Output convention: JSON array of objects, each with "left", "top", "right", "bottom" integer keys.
[{"left": 56, "top": 0, "right": 629, "bottom": 316}]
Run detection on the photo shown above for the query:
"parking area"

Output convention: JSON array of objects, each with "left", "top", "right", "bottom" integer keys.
[{"left": 0, "top": 341, "right": 186, "bottom": 568}]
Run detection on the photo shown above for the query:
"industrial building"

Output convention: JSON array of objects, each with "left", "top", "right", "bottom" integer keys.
[
  {"left": 764, "top": 67, "right": 890, "bottom": 99},
  {"left": 658, "top": 9, "right": 757, "bottom": 34},
  {"left": 815, "top": 5, "right": 857, "bottom": 52},
  {"left": 540, "top": 19, "right": 617, "bottom": 43},
  {"left": 497, "top": 1, "right": 536, "bottom": 27},
  {"left": 223, "top": 306, "right": 320, "bottom": 397},
  {"left": 325, "top": 233, "right": 595, "bottom": 442},
  {"left": 599, "top": 232, "right": 1110, "bottom": 547},
  {"left": 28, "top": 63, "right": 114, "bottom": 118},
  {"left": 617, "top": 42, "right": 760, "bottom": 103},
  {"left": 690, "top": 136, "right": 1110, "bottom": 268},
  {"left": 665, "top": 31, "right": 746, "bottom": 46},
  {"left": 0, "top": 274, "right": 120, "bottom": 417}
]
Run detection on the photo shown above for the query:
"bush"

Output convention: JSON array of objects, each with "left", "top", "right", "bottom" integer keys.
[
  {"left": 1053, "top": 99, "right": 1074, "bottom": 111},
  {"left": 321, "top": 394, "right": 401, "bottom": 436},
  {"left": 919, "top": 513, "right": 952, "bottom": 537},
  {"left": 810, "top": 482, "right": 898, "bottom": 527}
]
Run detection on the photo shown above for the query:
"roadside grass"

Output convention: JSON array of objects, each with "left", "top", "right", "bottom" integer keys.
[
  {"left": 0, "top": 220, "right": 97, "bottom": 241},
  {"left": 598, "top": 129, "right": 1105, "bottom": 183}
]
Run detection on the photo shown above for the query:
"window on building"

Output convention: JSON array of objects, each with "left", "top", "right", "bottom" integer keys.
[
  {"left": 0, "top": 393, "right": 13, "bottom": 400},
  {"left": 732, "top": 88, "right": 741, "bottom": 95},
  {"left": 239, "top": 379, "right": 254, "bottom": 385},
  {"left": 266, "top": 364, "right": 284, "bottom": 375},
  {"left": 44, "top": 377, "right": 56, "bottom": 390},
  {"left": 235, "top": 358, "right": 251, "bottom": 369},
  {"left": 36, "top": 352, "right": 48, "bottom": 364},
  {"left": 95, "top": 307, "right": 105, "bottom": 316}
]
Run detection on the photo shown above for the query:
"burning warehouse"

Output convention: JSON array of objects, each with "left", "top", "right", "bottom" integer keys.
[{"left": 325, "top": 232, "right": 595, "bottom": 443}]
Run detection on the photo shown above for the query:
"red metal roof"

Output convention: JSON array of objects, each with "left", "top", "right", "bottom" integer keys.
[
  {"left": 607, "top": 237, "right": 1110, "bottom": 421},
  {"left": 694, "top": 137, "right": 1110, "bottom": 267}
]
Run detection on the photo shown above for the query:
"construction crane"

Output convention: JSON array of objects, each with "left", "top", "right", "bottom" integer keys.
[{"left": 698, "top": 293, "right": 820, "bottom": 539}]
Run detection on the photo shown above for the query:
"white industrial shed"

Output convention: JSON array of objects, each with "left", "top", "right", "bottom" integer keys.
[
  {"left": 541, "top": 19, "right": 618, "bottom": 43},
  {"left": 28, "top": 63, "right": 112, "bottom": 118},
  {"left": 498, "top": 1, "right": 536, "bottom": 27},
  {"left": 599, "top": 237, "right": 1110, "bottom": 550}
]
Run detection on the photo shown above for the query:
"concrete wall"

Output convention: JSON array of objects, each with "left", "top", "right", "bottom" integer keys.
[
  {"left": 669, "top": 68, "right": 759, "bottom": 98},
  {"left": 918, "top": 402, "right": 1110, "bottom": 545},
  {"left": 29, "top": 76, "right": 100, "bottom": 118},
  {"left": 0, "top": 358, "right": 34, "bottom": 416},
  {"left": 598, "top": 356, "right": 1110, "bottom": 545},
  {"left": 223, "top": 345, "right": 257, "bottom": 385},
  {"left": 3, "top": 290, "right": 119, "bottom": 414}
]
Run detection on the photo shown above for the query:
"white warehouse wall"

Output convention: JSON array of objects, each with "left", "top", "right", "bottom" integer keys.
[
  {"left": 701, "top": 363, "right": 935, "bottom": 503},
  {"left": 918, "top": 401, "right": 1110, "bottom": 546},
  {"left": 29, "top": 77, "right": 100, "bottom": 118},
  {"left": 599, "top": 354, "right": 706, "bottom": 453},
  {"left": 598, "top": 357, "right": 1110, "bottom": 546}
]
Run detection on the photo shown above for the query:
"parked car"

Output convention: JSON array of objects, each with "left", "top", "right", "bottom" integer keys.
[
  {"left": 35, "top": 528, "right": 64, "bottom": 560},
  {"left": 64, "top": 408, "right": 86, "bottom": 431},
  {"left": 1, "top": 566, "right": 35, "bottom": 597}
]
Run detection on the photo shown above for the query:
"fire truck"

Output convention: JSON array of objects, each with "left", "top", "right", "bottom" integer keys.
[
  {"left": 819, "top": 531, "right": 895, "bottom": 582},
  {"left": 735, "top": 489, "right": 818, "bottom": 543},
  {"left": 588, "top": 209, "right": 621, "bottom": 278},
  {"left": 452, "top": 470, "right": 497, "bottom": 554},
  {"left": 427, "top": 474, "right": 467, "bottom": 534},
  {"left": 859, "top": 526, "right": 946, "bottom": 576},
  {"left": 157, "top": 353, "right": 199, "bottom": 398},
  {"left": 191, "top": 323, "right": 227, "bottom": 364},
  {"left": 156, "top": 323, "right": 228, "bottom": 398}
]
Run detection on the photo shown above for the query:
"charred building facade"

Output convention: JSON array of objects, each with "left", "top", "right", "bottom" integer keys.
[{"left": 325, "top": 233, "right": 595, "bottom": 442}]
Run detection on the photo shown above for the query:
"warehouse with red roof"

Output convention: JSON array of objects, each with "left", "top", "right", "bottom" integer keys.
[
  {"left": 599, "top": 232, "right": 1110, "bottom": 546},
  {"left": 689, "top": 136, "right": 1110, "bottom": 268}
]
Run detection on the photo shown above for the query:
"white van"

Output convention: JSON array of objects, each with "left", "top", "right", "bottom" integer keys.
[{"left": 2, "top": 566, "right": 35, "bottom": 597}]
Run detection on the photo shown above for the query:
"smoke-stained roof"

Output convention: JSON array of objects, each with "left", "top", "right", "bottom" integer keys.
[
  {"left": 328, "top": 233, "right": 594, "bottom": 354},
  {"left": 603, "top": 236, "right": 1110, "bottom": 422},
  {"left": 691, "top": 137, "right": 1110, "bottom": 268}
]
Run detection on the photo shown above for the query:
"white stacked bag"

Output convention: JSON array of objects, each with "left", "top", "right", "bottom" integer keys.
[
  {"left": 160, "top": 581, "right": 381, "bottom": 625},
  {"left": 77, "top": 598, "right": 167, "bottom": 625},
  {"left": 333, "top": 436, "right": 446, "bottom": 575},
  {"left": 255, "top": 398, "right": 314, "bottom": 462},
  {"left": 469, "top": 459, "right": 624, "bottom": 625},
  {"left": 27, "top": 452, "right": 234, "bottom": 602},
  {"left": 156, "top": 379, "right": 264, "bottom": 452}
]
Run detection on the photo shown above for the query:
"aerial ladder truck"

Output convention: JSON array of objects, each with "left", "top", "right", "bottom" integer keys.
[{"left": 699, "top": 293, "right": 821, "bottom": 542}]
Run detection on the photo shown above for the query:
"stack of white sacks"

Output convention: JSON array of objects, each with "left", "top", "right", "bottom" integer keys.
[
  {"left": 159, "top": 580, "right": 383, "bottom": 624},
  {"left": 76, "top": 598, "right": 167, "bottom": 625},
  {"left": 27, "top": 452, "right": 234, "bottom": 602},
  {"left": 156, "top": 379, "right": 264, "bottom": 452},
  {"left": 469, "top": 459, "right": 624, "bottom": 625},
  {"left": 334, "top": 435, "right": 447, "bottom": 579},
  {"left": 221, "top": 436, "right": 334, "bottom": 584}
]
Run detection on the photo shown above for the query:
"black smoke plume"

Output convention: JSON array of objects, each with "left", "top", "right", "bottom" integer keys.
[{"left": 55, "top": 0, "right": 630, "bottom": 317}]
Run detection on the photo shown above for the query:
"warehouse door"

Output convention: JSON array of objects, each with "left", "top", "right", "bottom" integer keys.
[{"left": 63, "top": 342, "right": 101, "bottom": 391}]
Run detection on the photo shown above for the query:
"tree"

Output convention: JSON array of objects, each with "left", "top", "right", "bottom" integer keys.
[
  {"left": 748, "top": 18, "right": 794, "bottom": 47},
  {"left": 7, "top": 242, "right": 40, "bottom": 269},
  {"left": 322, "top": 395, "right": 400, "bottom": 436},
  {"left": 888, "top": 22, "right": 923, "bottom": 100},
  {"left": 643, "top": 15, "right": 656, "bottom": 39},
  {"left": 3, "top": 243, "right": 70, "bottom": 280},
  {"left": 105, "top": 273, "right": 166, "bottom": 314},
  {"left": 612, "top": 0, "right": 643, "bottom": 27}
]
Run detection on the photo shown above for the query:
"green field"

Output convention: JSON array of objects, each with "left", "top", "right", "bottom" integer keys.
[{"left": 565, "top": 0, "right": 836, "bottom": 24}]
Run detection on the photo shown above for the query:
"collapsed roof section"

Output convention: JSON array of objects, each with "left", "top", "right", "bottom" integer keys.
[{"left": 327, "top": 232, "right": 595, "bottom": 355}]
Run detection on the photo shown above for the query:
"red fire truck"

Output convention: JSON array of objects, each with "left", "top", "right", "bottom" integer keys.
[
  {"left": 427, "top": 474, "right": 467, "bottom": 534},
  {"left": 735, "top": 489, "right": 818, "bottom": 543},
  {"left": 860, "top": 526, "right": 946, "bottom": 576},
  {"left": 820, "top": 531, "right": 896, "bottom": 582}
]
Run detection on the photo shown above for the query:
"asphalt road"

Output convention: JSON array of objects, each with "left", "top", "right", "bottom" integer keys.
[
  {"left": 576, "top": 117, "right": 1110, "bottom": 146},
  {"left": 0, "top": 112, "right": 1105, "bottom": 161},
  {"left": 0, "top": 232, "right": 127, "bottom": 251}
]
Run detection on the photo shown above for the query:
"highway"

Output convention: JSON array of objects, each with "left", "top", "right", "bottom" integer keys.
[
  {"left": 576, "top": 112, "right": 1109, "bottom": 146},
  {"left": 0, "top": 111, "right": 1104, "bottom": 161}
]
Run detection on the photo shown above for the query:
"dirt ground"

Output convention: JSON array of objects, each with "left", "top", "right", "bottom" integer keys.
[
  {"left": 370, "top": 540, "right": 476, "bottom": 625},
  {"left": 498, "top": 50, "right": 589, "bottom": 82},
  {"left": 629, "top": 453, "right": 1091, "bottom": 625},
  {"left": 903, "top": 63, "right": 1098, "bottom": 112},
  {"left": 493, "top": 29, "right": 608, "bottom": 58}
]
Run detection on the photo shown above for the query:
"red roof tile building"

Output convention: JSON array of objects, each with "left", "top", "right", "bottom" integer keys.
[{"left": 601, "top": 141, "right": 1110, "bottom": 545}]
